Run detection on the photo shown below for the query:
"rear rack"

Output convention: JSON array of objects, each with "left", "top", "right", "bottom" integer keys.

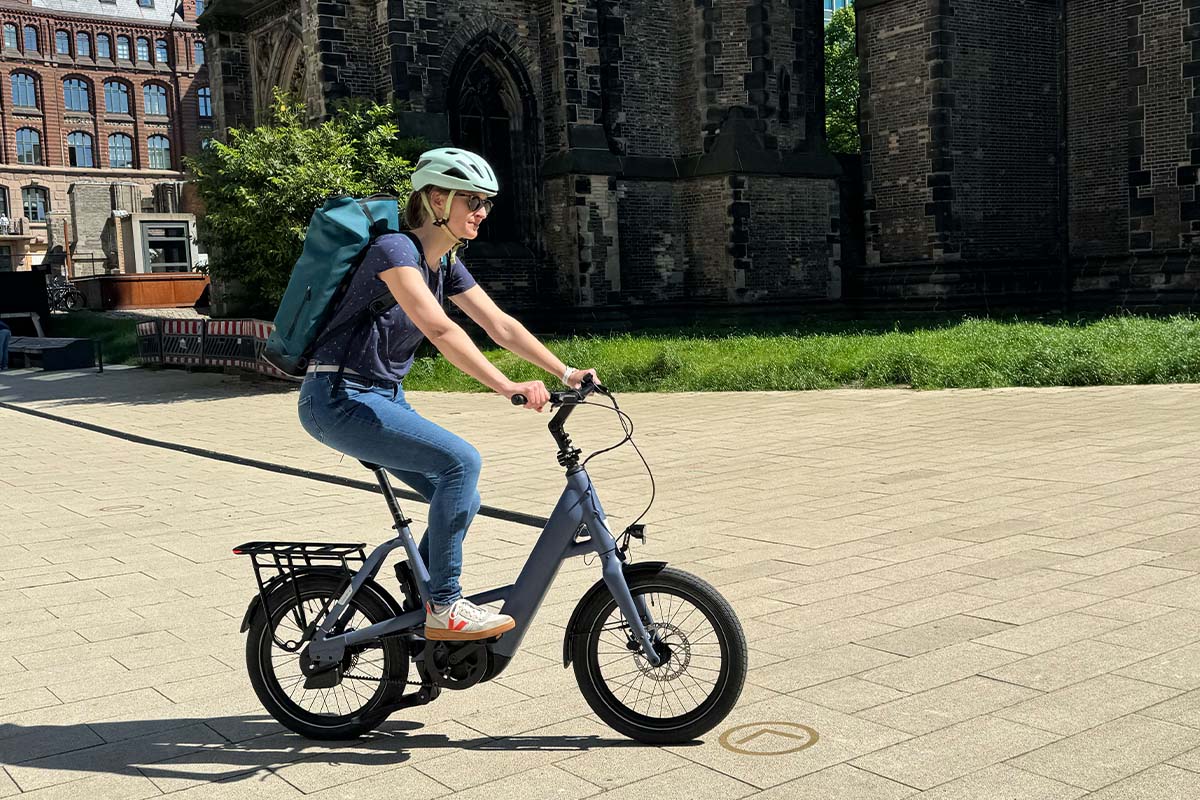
[{"left": 233, "top": 541, "right": 367, "bottom": 651}]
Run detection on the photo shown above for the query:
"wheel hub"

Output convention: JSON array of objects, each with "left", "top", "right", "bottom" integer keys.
[{"left": 632, "top": 622, "right": 691, "bottom": 681}]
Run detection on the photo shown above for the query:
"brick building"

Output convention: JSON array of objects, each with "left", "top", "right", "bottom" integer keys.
[
  {"left": 855, "top": 0, "right": 1199, "bottom": 307},
  {"left": 0, "top": 0, "right": 210, "bottom": 275},
  {"left": 201, "top": 0, "right": 842, "bottom": 311}
]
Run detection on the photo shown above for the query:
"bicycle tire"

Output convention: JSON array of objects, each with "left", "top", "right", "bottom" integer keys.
[
  {"left": 246, "top": 573, "right": 408, "bottom": 739},
  {"left": 64, "top": 290, "right": 84, "bottom": 311},
  {"left": 572, "top": 566, "right": 747, "bottom": 744}
]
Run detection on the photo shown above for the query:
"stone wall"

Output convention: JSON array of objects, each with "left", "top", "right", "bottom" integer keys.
[{"left": 207, "top": 0, "right": 841, "bottom": 311}]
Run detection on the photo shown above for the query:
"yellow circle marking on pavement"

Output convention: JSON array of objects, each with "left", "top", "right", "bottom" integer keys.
[{"left": 718, "top": 721, "right": 819, "bottom": 756}]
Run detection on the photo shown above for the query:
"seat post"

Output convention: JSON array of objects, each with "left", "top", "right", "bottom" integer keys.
[{"left": 360, "top": 461, "right": 412, "bottom": 529}]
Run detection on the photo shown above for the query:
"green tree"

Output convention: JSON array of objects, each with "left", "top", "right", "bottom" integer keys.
[
  {"left": 825, "top": 6, "right": 860, "bottom": 154},
  {"left": 186, "top": 90, "right": 425, "bottom": 313}
]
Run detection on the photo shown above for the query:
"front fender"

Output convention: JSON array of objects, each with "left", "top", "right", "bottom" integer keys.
[
  {"left": 238, "top": 567, "right": 405, "bottom": 633},
  {"left": 562, "top": 561, "right": 667, "bottom": 667}
]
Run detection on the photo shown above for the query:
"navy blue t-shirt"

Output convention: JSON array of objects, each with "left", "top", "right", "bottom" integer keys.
[{"left": 312, "top": 233, "right": 476, "bottom": 382}]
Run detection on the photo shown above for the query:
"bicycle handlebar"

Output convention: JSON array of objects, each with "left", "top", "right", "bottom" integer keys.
[{"left": 510, "top": 374, "right": 602, "bottom": 407}]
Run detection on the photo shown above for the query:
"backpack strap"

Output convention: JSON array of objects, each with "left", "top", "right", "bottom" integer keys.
[{"left": 324, "top": 228, "right": 446, "bottom": 391}]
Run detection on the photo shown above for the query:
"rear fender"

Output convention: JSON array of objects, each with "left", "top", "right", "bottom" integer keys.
[{"left": 562, "top": 561, "right": 667, "bottom": 667}]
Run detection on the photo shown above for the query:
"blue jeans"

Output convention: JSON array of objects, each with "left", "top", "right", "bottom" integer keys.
[
  {"left": 298, "top": 372, "right": 482, "bottom": 606},
  {"left": 0, "top": 329, "right": 10, "bottom": 369}
]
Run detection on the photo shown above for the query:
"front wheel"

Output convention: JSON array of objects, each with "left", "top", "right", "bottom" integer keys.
[
  {"left": 64, "top": 289, "right": 85, "bottom": 311},
  {"left": 572, "top": 567, "right": 747, "bottom": 744}
]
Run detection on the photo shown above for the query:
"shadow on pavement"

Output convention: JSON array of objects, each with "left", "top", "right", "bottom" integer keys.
[
  {"left": 0, "top": 365, "right": 294, "bottom": 409},
  {"left": 0, "top": 714, "right": 653, "bottom": 787}
]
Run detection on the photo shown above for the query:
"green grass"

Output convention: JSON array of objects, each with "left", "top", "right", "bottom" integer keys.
[
  {"left": 402, "top": 314, "right": 1200, "bottom": 392},
  {"left": 47, "top": 311, "right": 140, "bottom": 365}
]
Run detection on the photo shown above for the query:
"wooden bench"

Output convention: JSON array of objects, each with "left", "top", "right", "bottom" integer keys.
[
  {"left": 7, "top": 336, "right": 97, "bottom": 371},
  {"left": 0, "top": 311, "right": 45, "bottom": 337}
]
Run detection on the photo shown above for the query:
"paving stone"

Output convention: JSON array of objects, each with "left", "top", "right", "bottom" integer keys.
[
  {"left": 850, "top": 715, "right": 1058, "bottom": 789},
  {"left": 664, "top": 693, "right": 910, "bottom": 790},
  {"left": 1141, "top": 688, "right": 1200, "bottom": 729},
  {"left": 994, "top": 674, "right": 1182, "bottom": 735},
  {"left": 1083, "top": 764, "right": 1200, "bottom": 799},
  {"left": 1077, "top": 597, "right": 1178, "bottom": 623},
  {"left": 971, "top": 588, "right": 1109, "bottom": 625},
  {"left": 857, "top": 676, "right": 1040, "bottom": 735},
  {"left": 1097, "top": 609, "right": 1200, "bottom": 653},
  {"left": 555, "top": 718, "right": 691, "bottom": 791},
  {"left": 1011, "top": 713, "right": 1200, "bottom": 791},
  {"left": 984, "top": 639, "right": 1150, "bottom": 692},
  {"left": 752, "top": 764, "right": 916, "bottom": 800},
  {"left": 859, "top": 615, "right": 1012, "bottom": 656},
  {"left": 859, "top": 642, "right": 1024, "bottom": 694},
  {"left": 973, "top": 611, "right": 1128, "bottom": 655},
  {"left": 755, "top": 618, "right": 899, "bottom": 659},
  {"left": 1115, "top": 642, "right": 1200, "bottom": 690},
  {"left": 913, "top": 763, "right": 1086, "bottom": 799},
  {"left": 792, "top": 676, "right": 908, "bottom": 714},
  {"left": 749, "top": 644, "right": 902, "bottom": 693},
  {"left": 573, "top": 763, "right": 751, "bottom": 800}
]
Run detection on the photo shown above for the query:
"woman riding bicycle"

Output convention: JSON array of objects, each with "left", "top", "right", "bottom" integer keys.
[{"left": 298, "top": 147, "right": 597, "bottom": 641}]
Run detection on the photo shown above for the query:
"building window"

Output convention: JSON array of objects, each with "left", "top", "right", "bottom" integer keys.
[
  {"left": 193, "top": 40, "right": 204, "bottom": 66},
  {"left": 148, "top": 135, "right": 171, "bottom": 169},
  {"left": 144, "top": 84, "right": 168, "bottom": 116},
  {"left": 56, "top": 30, "right": 70, "bottom": 55},
  {"left": 3, "top": 25, "right": 16, "bottom": 50},
  {"left": 0, "top": 246, "right": 12, "bottom": 272},
  {"left": 22, "top": 186, "right": 49, "bottom": 223},
  {"left": 97, "top": 34, "right": 111, "bottom": 59},
  {"left": 117, "top": 35, "right": 130, "bottom": 60},
  {"left": 139, "top": 0, "right": 154, "bottom": 6},
  {"left": 11, "top": 73, "right": 37, "bottom": 108},
  {"left": 63, "top": 78, "right": 90, "bottom": 113},
  {"left": 15, "top": 129, "right": 41, "bottom": 165},
  {"left": 108, "top": 133, "right": 134, "bottom": 168},
  {"left": 104, "top": 80, "right": 130, "bottom": 114},
  {"left": 196, "top": 0, "right": 205, "bottom": 16},
  {"left": 198, "top": 86, "right": 211, "bottom": 119},
  {"left": 0, "top": 186, "right": 8, "bottom": 217},
  {"left": 136, "top": 37, "right": 150, "bottom": 62},
  {"left": 24, "top": 25, "right": 38, "bottom": 53},
  {"left": 155, "top": 39, "right": 168, "bottom": 64},
  {"left": 76, "top": 33, "right": 91, "bottom": 58},
  {"left": 67, "top": 131, "right": 94, "bottom": 167}
]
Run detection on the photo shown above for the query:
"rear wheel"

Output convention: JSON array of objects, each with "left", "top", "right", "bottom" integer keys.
[
  {"left": 572, "top": 567, "right": 747, "bottom": 744},
  {"left": 64, "top": 290, "right": 84, "bottom": 311},
  {"left": 246, "top": 574, "right": 408, "bottom": 739}
]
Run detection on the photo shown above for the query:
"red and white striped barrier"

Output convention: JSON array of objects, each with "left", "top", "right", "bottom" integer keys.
[{"left": 134, "top": 317, "right": 299, "bottom": 381}]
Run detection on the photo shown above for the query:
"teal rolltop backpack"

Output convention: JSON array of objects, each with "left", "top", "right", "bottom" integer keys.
[{"left": 262, "top": 195, "right": 401, "bottom": 377}]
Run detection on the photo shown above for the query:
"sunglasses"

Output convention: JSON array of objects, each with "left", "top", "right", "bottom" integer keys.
[{"left": 464, "top": 195, "right": 494, "bottom": 215}]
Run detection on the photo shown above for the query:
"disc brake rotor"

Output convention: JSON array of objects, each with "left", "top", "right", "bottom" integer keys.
[{"left": 632, "top": 622, "right": 691, "bottom": 681}]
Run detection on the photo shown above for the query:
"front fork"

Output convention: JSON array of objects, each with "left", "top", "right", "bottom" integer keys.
[{"left": 585, "top": 484, "right": 662, "bottom": 667}]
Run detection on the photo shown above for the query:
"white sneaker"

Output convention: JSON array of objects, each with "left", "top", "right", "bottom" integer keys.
[{"left": 424, "top": 598, "right": 515, "bottom": 641}]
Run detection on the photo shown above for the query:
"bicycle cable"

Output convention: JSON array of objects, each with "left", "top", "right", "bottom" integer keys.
[{"left": 576, "top": 391, "right": 657, "bottom": 553}]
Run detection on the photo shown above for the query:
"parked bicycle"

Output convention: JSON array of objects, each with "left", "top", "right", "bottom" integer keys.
[
  {"left": 234, "top": 376, "right": 748, "bottom": 743},
  {"left": 47, "top": 274, "right": 84, "bottom": 312}
]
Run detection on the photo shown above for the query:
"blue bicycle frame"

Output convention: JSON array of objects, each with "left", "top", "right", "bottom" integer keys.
[{"left": 304, "top": 391, "right": 662, "bottom": 676}]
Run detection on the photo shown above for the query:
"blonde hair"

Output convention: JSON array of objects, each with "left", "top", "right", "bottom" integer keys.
[{"left": 404, "top": 188, "right": 429, "bottom": 229}]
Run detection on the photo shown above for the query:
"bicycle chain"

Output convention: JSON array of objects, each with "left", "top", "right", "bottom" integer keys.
[{"left": 341, "top": 671, "right": 424, "bottom": 687}]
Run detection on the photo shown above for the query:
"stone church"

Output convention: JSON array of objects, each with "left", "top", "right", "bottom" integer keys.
[
  {"left": 199, "top": 0, "right": 842, "bottom": 311},
  {"left": 200, "top": 0, "right": 1198, "bottom": 312}
]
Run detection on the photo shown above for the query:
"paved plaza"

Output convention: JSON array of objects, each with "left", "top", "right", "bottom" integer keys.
[{"left": 2, "top": 366, "right": 1200, "bottom": 798}]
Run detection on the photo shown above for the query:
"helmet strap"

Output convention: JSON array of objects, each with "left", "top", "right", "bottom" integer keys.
[{"left": 421, "top": 190, "right": 467, "bottom": 254}]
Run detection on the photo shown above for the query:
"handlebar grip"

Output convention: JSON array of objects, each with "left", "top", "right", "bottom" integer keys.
[{"left": 511, "top": 394, "right": 527, "bottom": 406}]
